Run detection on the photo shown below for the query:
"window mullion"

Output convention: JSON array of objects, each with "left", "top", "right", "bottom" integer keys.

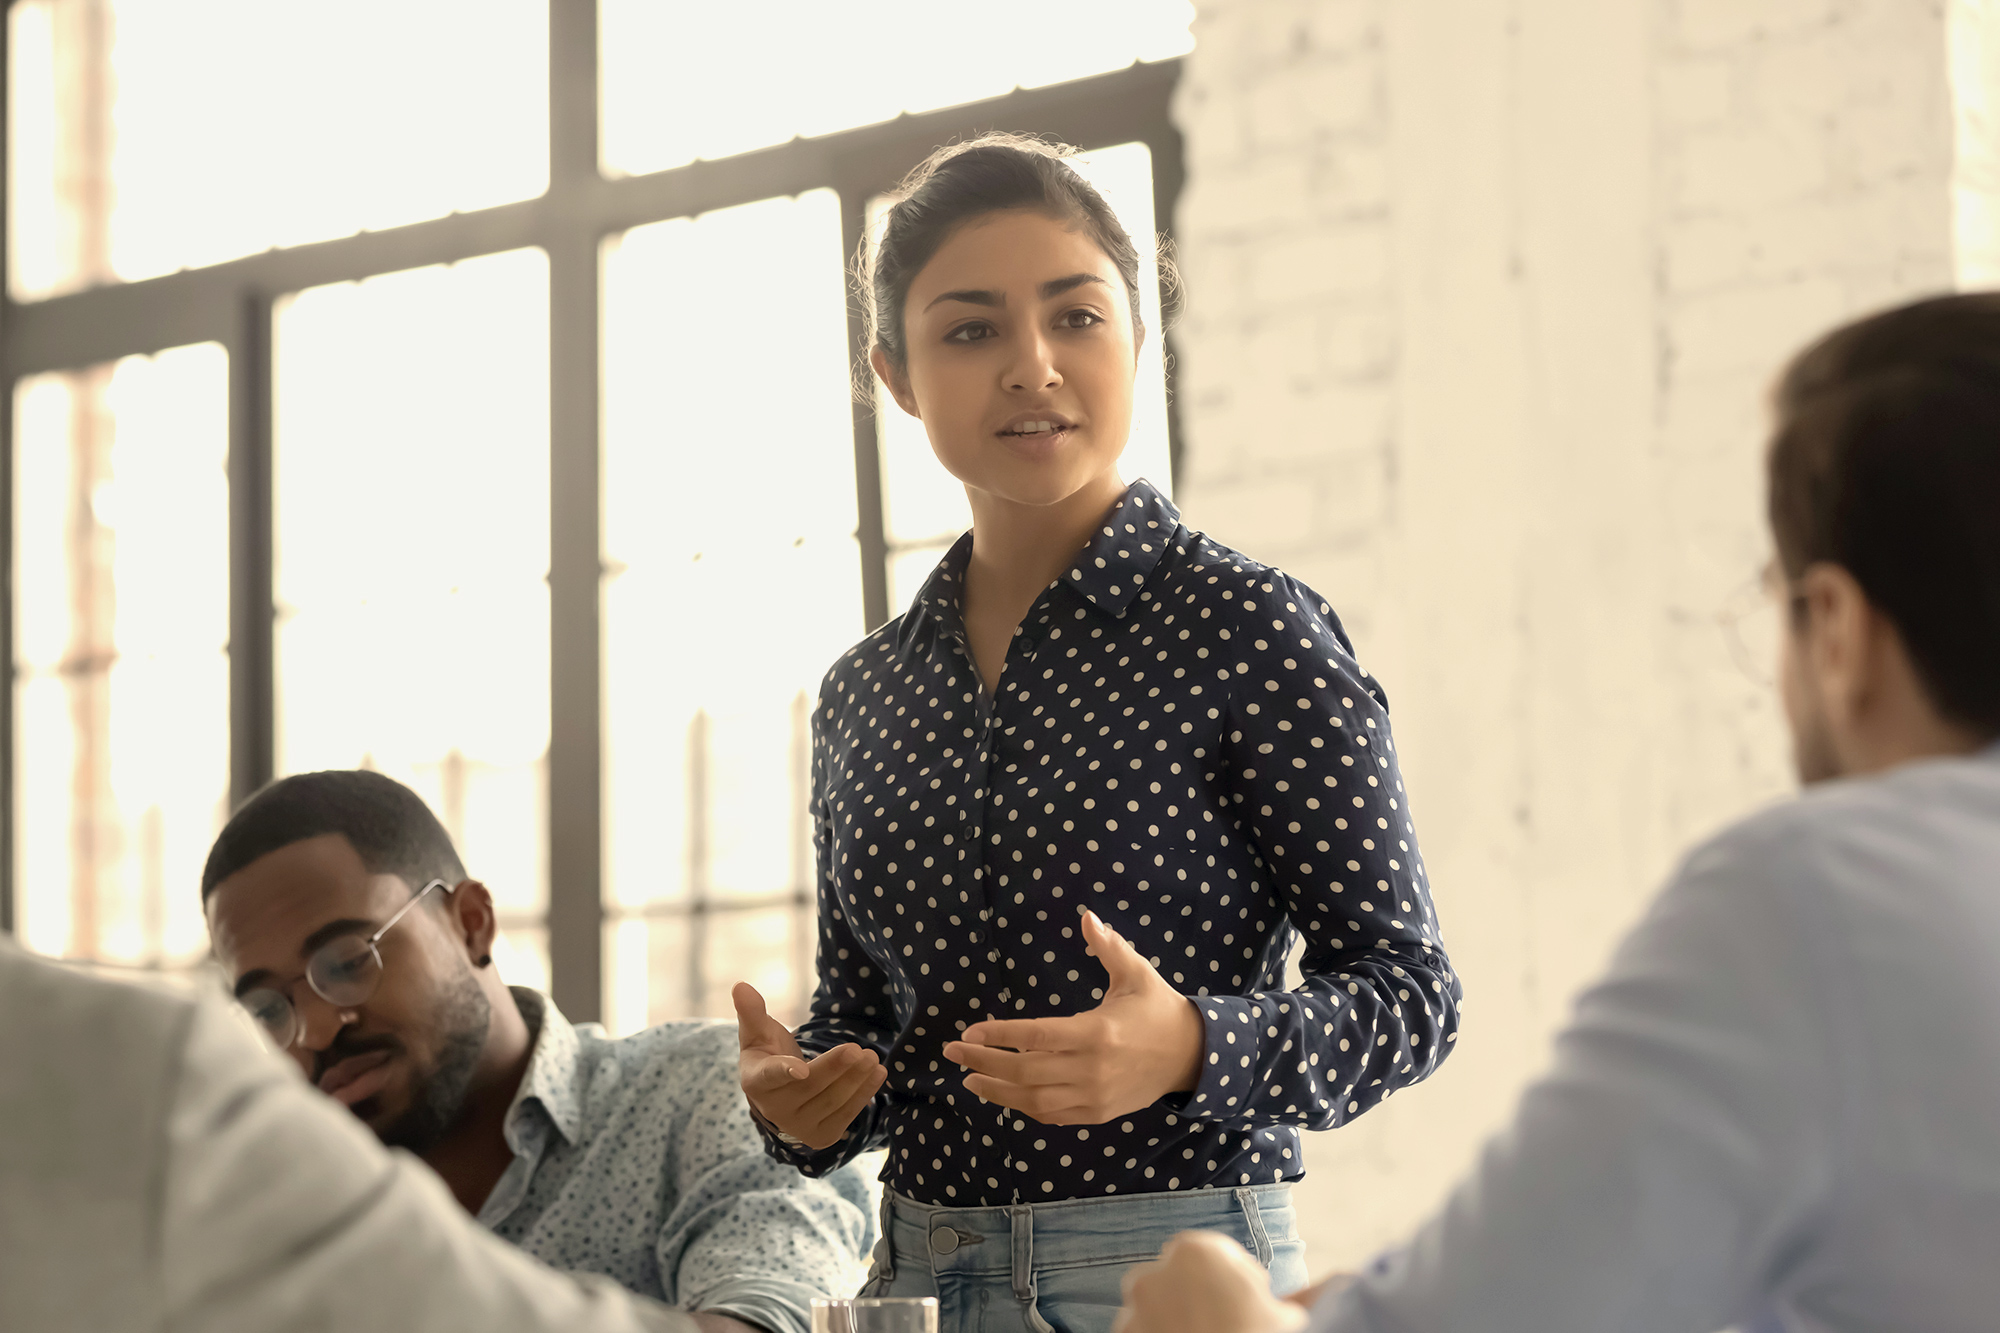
[
  {"left": 228, "top": 293, "right": 276, "bottom": 808},
  {"left": 839, "top": 190, "right": 891, "bottom": 634},
  {"left": 546, "top": 0, "right": 604, "bottom": 1022}
]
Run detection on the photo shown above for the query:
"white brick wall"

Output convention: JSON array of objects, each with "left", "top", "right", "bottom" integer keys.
[{"left": 1172, "top": 0, "right": 1957, "bottom": 1274}]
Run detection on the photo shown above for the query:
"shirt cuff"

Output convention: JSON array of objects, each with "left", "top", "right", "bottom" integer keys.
[
  {"left": 747, "top": 1101, "right": 872, "bottom": 1177},
  {"left": 1183, "top": 994, "right": 1266, "bottom": 1119},
  {"left": 692, "top": 1279, "right": 814, "bottom": 1333}
]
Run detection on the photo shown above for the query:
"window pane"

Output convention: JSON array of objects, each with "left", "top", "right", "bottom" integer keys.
[
  {"left": 602, "top": 190, "right": 858, "bottom": 1034},
  {"left": 607, "top": 904, "right": 814, "bottom": 1033},
  {"left": 876, "top": 142, "right": 1175, "bottom": 615},
  {"left": 8, "top": 0, "right": 547, "bottom": 299},
  {"left": 601, "top": 0, "right": 1193, "bottom": 176},
  {"left": 12, "top": 343, "right": 229, "bottom": 965},
  {"left": 274, "top": 248, "right": 550, "bottom": 966}
]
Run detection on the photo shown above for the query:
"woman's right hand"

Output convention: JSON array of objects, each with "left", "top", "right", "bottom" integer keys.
[{"left": 733, "top": 982, "right": 887, "bottom": 1150}]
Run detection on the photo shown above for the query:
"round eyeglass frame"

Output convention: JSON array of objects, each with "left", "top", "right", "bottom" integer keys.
[{"left": 236, "top": 878, "right": 452, "bottom": 1049}]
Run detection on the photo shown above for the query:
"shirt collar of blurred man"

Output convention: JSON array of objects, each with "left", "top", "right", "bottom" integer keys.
[
  {"left": 199, "top": 768, "right": 872, "bottom": 1333},
  {"left": 1113, "top": 294, "right": 2000, "bottom": 1333}
]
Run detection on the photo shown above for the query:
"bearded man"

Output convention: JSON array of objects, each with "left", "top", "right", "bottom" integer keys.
[{"left": 203, "top": 771, "right": 871, "bottom": 1333}]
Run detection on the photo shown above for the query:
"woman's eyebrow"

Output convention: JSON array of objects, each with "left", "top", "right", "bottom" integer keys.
[
  {"left": 1039, "top": 273, "right": 1108, "bottom": 299},
  {"left": 923, "top": 274, "right": 1108, "bottom": 313},
  {"left": 925, "top": 288, "right": 1002, "bottom": 312}
]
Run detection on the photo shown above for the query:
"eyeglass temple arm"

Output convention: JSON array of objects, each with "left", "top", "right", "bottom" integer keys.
[{"left": 366, "top": 878, "right": 452, "bottom": 947}]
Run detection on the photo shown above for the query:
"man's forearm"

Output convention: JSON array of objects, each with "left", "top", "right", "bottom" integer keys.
[{"left": 691, "top": 1312, "right": 767, "bottom": 1333}]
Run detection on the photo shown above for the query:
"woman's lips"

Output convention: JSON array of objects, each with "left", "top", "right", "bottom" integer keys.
[
  {"left": 318, "top": 1049, "right": 395, "bottom": 1108},
  {"left": 996, "top": 424, "right": 1074, "bottom": 455}
]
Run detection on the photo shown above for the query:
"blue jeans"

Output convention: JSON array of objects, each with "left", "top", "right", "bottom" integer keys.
[{"left": 858, "top": 1184, "right": 1306, "bottom": 1333}]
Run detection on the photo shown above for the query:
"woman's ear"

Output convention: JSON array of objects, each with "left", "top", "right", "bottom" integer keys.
[{"left": 871, "top": 345, "right": 921, "bottom": 419}]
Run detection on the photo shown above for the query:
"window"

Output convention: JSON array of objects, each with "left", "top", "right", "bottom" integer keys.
[
  {"left": 601, "top": 0, "right": 1192, "bottom": 176},
  {"left": 274, "top": 249, "right": 554, "bottom": 992},
  {"left": 601, "top": 191, "right": 859, "bottom": 1029},
  {"left": 7, "top": 0, "right": 547, "bottom": 299},
  {"left": 10, "top": 343, "right": 229, "bottom": 964},
  {"left": 3, "top": 1, "right": 1188, "bottom": 1030}
]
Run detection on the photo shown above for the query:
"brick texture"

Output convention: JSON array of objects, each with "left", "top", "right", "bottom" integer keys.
[{"left": 1170, "top": 0, "right": 1957, "bottom": 1273}]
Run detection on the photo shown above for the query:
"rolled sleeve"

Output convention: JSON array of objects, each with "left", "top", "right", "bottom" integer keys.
[{"left": 662, "top": 1030, "right": 873, "bottom": 1333}]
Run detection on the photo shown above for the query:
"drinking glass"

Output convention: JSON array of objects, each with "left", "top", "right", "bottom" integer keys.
[{"left": 810, "top": 1296, "right": 939, "bottom": 1333}]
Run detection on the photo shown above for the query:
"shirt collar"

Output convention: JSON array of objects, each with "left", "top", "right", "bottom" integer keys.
[
  {"left": 1061, "top": 478, "right": 1180, "bottom": 617},
  {"left": 910, "top": 477, "right": 1181, "bottom": 631},
  {"left": 504, "top": 987, "right": 583, "bottom": 1147}
]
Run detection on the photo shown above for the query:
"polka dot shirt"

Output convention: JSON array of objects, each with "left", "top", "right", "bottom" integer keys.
[{"left": 761, "top": 481, "right": 1461, "bottom": 1206}]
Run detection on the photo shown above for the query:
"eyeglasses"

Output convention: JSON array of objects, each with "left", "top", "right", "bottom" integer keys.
[
  {"left": 1716, "top": 563, "right": 1809, "bottom": 687},
  {"left": 238, "top": 879, "right": 451, "bottom": 1049}
]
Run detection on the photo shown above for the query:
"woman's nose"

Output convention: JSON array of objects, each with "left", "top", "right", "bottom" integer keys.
[{"left": 1005, "top": 331, "right": 1062, "bottom": 392}]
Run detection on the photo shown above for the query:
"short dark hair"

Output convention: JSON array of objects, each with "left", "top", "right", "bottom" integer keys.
[
  {"left": 1769, "top": 291, "right": 2000, "bottom": 738},
  {"left": 201, "top": 769, "right": 467, "bottom": 902},
  {"left": 860, "top": 132, "right": 1163, "bottom": 381}
]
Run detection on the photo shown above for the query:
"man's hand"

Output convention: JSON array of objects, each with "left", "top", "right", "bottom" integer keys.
[
  {"left": 941, "top": 910, "right": 1205, "bottom": 1125},
  {"left": 1115, "top": 1231, "right": 1308, "bottom": 1333},
  {"left": 733, "top": 983, "right": 885, "bottom": 1151},
  {"left": 1285, "top": 1275, "right": 1354, "bottom": 1310}
]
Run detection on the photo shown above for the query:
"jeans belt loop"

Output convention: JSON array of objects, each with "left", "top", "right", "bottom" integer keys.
[
  {"left": 1010, "top": 1203, "right": 1034, "bottom": 1302},
  {"left": 875, "top": 1188, "right": 897, "bottom": 1282}
]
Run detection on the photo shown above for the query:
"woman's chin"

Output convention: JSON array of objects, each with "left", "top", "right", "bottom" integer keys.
[{"left": 954, "top": 454, "right": 1126, "bottom": 511}]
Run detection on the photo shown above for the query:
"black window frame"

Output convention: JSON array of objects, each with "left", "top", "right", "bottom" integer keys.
[{"left": 0, "top": 0, "right": 1183, "bottom": 1021}]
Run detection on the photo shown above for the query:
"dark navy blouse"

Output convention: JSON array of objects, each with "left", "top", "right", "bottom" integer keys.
[{"left": 760, "top": 480, "right": 1460, "bottom": 1206}]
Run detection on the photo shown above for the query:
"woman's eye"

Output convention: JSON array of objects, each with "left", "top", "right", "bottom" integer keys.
[
  {"left": 946, "top": 322, "right": 994, "bottom": 343},
  {"left": 1059, "top": 309, "right": 1105, "bottom": 330}
]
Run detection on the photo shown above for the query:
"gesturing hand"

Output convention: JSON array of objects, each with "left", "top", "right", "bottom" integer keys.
[
  {"left": 941, "top": 909, "right": 1205, "bottom": 1125},
  {"left": 733, "top": 982, "right": 886, "bottom": 1151},
  {"left": 1114, "top": 1231, "right": 1307, "bottom": 1333}
]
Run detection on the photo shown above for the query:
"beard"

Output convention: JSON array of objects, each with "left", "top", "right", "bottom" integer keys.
[{"left": 376, "top": 966, "right": 492, "bottom": 1156}]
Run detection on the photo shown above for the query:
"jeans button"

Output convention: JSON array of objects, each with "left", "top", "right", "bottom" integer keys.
[{"left": 929, "top": 1227, "right": 961, "bottom": 1255}]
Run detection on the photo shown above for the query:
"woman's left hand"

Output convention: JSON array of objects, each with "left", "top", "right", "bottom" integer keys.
[{"left": 942, "top": 909, "right": 1206, "bottom": 1124}]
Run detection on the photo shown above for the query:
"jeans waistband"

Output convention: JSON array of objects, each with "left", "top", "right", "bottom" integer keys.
[{"left": 871, "top": 1184, "right": 1295, "bottom": 1297}]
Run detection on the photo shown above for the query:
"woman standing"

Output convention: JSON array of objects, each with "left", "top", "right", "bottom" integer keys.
[{"left": 734, "top": 135, "right": 1460, "bottom": 1333}]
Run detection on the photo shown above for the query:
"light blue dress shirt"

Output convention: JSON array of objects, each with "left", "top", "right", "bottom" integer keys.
[
  {"left": 479, "top": 990, "right": 873, "bottom": 1333},
  {"left": 1317, "top": 742, "right": 2000, "bottom": 1333}
]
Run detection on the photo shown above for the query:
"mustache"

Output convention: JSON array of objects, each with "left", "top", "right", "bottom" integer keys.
[{"left": 311, "top": 1031, "right": 403, "bottom": 1084}]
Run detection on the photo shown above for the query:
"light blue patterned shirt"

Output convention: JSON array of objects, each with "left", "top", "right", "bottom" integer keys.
[
  {"left": 1316, "top": 743, "right": 2000, "bottom": 1333},
  {"left": 478, "top": 990, "right": 873, "bottom": 1333}
]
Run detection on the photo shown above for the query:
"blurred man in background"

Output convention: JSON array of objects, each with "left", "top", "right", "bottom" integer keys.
[
  {"left": 201, "top": 770, "right": 871, "bottom": 1333},
  {"left": 1117, "top": 293, "right": 2000, "bottom": 1333}
]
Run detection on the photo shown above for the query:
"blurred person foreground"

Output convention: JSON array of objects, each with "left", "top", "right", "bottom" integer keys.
[
  {"left": 1115, "top": 292, "right": 2000, "bottom": 1333},
  {"left": 0, "top": 935, "right": 692, "bottom": 1333}
]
